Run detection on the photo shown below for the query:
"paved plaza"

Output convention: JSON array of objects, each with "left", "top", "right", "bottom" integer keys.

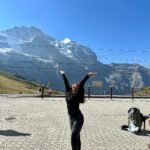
[{"left": 0, "top": 95, "right": 150, "bottom": 150}]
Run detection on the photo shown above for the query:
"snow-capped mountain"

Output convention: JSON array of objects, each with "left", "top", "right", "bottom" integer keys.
[{"left": 0, "top": 26, "right": 150, "bottom": 94}]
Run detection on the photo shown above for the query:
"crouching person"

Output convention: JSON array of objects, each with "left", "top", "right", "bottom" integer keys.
[{"left": 121, "top": 107, "right": 147, "bottom": 133}]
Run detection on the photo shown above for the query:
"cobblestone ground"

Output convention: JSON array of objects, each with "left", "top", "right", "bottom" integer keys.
[{"left": 0, "top": 96, "right": 150, "bottom": 150}]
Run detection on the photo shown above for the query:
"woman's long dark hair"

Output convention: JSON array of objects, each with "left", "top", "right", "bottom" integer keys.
[{"left": 78, "top": 87, "right": 85, "bottom": 103}]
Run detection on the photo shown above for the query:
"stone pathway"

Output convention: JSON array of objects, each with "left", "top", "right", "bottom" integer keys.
[{"left": 0, "top": 96, "right": 150, "bottom": 150}]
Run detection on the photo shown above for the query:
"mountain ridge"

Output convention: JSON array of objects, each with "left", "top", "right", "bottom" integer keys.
[{"left": 0, "top": 26, "right": 150, "bottom": 94}]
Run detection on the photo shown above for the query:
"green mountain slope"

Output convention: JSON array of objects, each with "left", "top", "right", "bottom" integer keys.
[{"left": 0, "top": 71, "right": 39, "bottom": 94}]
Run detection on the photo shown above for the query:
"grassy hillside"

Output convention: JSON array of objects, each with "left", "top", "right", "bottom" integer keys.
[
  {"left": 0, "top": 71, "right": 39, "bottom": 94},
  {"left": 135, "top": 86, "right": 150, "bottom": 96}
]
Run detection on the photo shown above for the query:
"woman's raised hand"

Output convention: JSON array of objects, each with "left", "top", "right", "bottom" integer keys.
[
  {"left": 60, "top": 70, "right": 65, "bottom": 75},
  {"left": 88, "top": 72, "right": 97, "bottom": 76}
]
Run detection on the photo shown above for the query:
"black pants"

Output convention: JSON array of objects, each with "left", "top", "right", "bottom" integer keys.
[{"left": 70, "top": 114, "right": 84, "bottom": 150}]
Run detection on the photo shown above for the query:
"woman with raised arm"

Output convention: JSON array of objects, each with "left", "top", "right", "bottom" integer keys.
[{"left": 60, "top": 70, "right": 96, "bottom": 150}]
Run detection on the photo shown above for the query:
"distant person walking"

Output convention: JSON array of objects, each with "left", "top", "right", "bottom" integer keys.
[{"left": 60, "top": 70, "right": 96, "bottom": 150}]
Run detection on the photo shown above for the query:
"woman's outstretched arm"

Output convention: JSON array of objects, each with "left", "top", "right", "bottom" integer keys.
[
  {"left": 60, "top": 70, "right": 71, "bottom": 91},
  {"left": 80, "top": 72, "right": 96, "bottom": 87}
]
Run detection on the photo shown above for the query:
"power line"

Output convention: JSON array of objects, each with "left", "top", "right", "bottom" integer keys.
[{"left": 1, "top": 44, "right": 150, "bottom": 68}]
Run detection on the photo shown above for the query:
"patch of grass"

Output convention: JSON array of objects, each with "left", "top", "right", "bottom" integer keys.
[
  {"left": 135, "top": 86, "right": 150, "bottom": 96},
  {"left": 0, "top": 71, "right": 39, "bottom": 94}
]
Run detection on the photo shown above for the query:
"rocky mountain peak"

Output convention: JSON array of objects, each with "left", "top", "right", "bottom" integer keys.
[{"left": 2, "top": 26, "right": 48, "bottom": 41}]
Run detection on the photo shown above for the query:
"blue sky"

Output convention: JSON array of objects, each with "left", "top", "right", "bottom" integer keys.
[{"left": 0, "top": 0, "right": 150, "bottom": 67}]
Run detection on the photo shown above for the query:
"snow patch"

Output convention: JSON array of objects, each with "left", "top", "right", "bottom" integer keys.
[
  {"left": 61, "top": 38, "right": 71, "bottom": 44},
  {"left": 85, "top": 66, "right": 88, "bottom": 70},
  {"left": 0, "top": 32, "right": 6, "bottom": 36},
  {"left": 54, "top": 63, "right": 59, "bottom": 69},
  {"left": 55, "top": 43, "right": 59, "bottom": 47},
  {"left": 66, "top": 49, "right": 71, "bottom": 54},
  {"left": 59, "top": 49, "right": 73, "bottom": 58},
  {"left": 0, "top": 48, "right": 13, "bottom": 54},
  {"left": 27, "top": 37, "right": 34, "bottom": 42},
  {"left": 19, "top": 52, "right": 55, "bottom": 64}
]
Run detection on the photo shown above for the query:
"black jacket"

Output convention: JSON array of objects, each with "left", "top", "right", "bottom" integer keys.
[{"left": 62, "top": 74, "right": 89, "bottom": 117}]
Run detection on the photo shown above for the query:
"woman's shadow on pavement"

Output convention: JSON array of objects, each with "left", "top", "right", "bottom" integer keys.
[
  {"left": 0, "top": 130, "right": 31, "bottom": 136},
  {"left": 136, "top": 130, "right": 150, "bottom": 136}
]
